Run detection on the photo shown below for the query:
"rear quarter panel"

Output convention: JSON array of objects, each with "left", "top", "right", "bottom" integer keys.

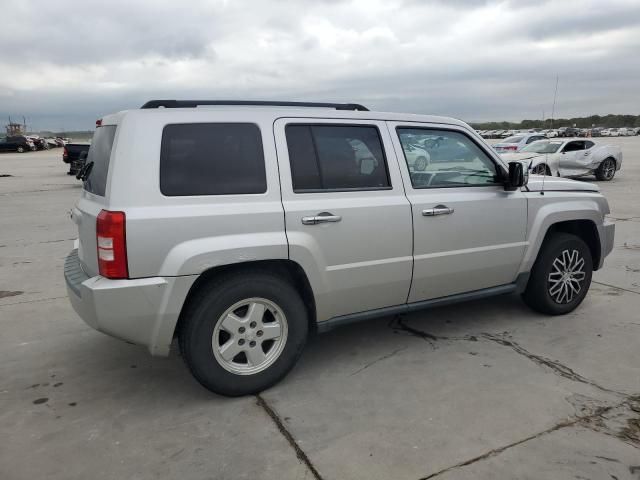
[{"left": 106, "top": 110, "right": 287, "bottom": 278}]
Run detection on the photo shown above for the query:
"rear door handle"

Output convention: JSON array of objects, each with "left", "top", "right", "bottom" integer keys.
[
  {"left": 422, "top": 205, "right": 454, "bottom": 216},
  {"left": 302, "top": 212, "right": 342, "bottom": 225}
]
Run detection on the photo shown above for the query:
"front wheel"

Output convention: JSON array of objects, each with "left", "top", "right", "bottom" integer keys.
[
  {"left": 595, "top": 158, "right": 616, "bottom": 181},
  {"left": 17, "top": 146, "right": 25, "bottom": 153},
  {"left": 180, "top": 271, "right": 308, "bottom": 396},
  {"left": 522, "top": 233, "right": 593, "bottom": 315},
  {"left": 531, "top": 163, "right": 550, "bottom": 175},
  {"left": 415, "top": 156, "right": 428, "bottom": 171}
]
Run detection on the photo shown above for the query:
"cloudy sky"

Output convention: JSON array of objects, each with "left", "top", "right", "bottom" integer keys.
[{"left": 1, "top": 0, "right": 639, "bottom": 131}]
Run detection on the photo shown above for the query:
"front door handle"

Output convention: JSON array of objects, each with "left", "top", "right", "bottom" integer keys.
[
  {"left": 422, "top": 205, "right": 454, "bottom": 216},
  {"left": 301, "top": 212, "right": 342, "bottom": 225}
]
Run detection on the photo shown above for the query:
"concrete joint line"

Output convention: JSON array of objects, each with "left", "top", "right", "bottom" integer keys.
[
  {"left": 420, "top": 398, "right": 638, "bottom": 480},
  {"left": 256, "top": 394, "right": 324, "bottom": 480}
]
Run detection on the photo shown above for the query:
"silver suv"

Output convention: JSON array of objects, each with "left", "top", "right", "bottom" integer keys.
[{"left": 65, "top": 100, "right": 615, "bottom": 396}]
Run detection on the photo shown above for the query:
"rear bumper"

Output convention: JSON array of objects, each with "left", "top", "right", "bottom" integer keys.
[{"left": 64, "top": 249, "right": 197, "bottom": 356}]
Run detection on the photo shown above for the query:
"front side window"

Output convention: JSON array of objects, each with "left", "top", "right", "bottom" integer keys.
[
  {"left": 160, "top": 123, "right": 266, "bottom": 196},
  {"left": 563, "top": 141, "right": 584, "bottom": 152},
  {"left": 286, "top": 124, "right": 390, "bottom": 192},
  {"left": 396, "top": 128, "right": 501, "bottom": 188}
]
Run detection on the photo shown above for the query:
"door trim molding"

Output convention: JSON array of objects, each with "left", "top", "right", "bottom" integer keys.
[{"left": 316, "top": 274, "right": 529, "bottom": 333}]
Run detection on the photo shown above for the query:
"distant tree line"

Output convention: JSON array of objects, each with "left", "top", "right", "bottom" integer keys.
[{"left": 470, "top": 114, "right": 640, "bottom": 130}]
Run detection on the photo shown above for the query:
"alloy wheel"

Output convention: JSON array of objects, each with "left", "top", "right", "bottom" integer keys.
[
  {"left": 602, "top": 159, "right": 615, "bottom": 180},
  {"left": 547, "top": 249, "right": 586, "bottom": 304},
  {"left": 212, "top": 297, "right": 288, "bottom": 375}
]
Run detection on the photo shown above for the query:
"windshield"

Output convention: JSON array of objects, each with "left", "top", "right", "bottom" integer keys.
[
  {"left": 521, "top": 140, "right": 562, "bottom": 154},
  {"left": 502, "top": 136, "right": 523, "bottom": 143}
]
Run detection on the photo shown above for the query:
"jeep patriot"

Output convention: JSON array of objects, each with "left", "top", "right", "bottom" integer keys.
[{"left": 64, "top": 100, "right": 615, "bottom": 396}]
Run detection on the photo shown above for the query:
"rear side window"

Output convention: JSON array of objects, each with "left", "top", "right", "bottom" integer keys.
[
  {"left": 84, "top": 125, "right": 116, "bottom": 196},
  {"left": 286, "top": 124, "right": 390, "bottom": 192},
  {"left": 160, "top": 123, "right": 266, "bottom": 196}
]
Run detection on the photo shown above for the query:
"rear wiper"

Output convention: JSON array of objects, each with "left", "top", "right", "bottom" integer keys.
[{"left": 76, "top": 161, "right": 94, "bottom": 181}]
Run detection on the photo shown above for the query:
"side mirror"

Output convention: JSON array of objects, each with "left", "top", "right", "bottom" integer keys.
[{"left": 505, "top": 161, "right": 528, "bottom": 191}]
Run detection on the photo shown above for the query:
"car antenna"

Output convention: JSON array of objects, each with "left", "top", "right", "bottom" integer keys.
[{"left": 540, "top": 152, "right": 547, "bottom": 195}]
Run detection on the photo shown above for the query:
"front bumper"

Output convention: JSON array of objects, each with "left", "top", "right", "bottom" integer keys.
[
  {"left": 599, "top": 220, "right": 615, "bottom": 269},
  {"left": 64, "top": 249, "right": 196, "bottom": 356}
]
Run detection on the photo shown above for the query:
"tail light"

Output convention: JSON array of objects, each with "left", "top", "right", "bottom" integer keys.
[
  {"left": 96, "top": 210, "right": 128, "bottom": 279},
  {"left": 63, "top": 146, "right": 68, "bottom": 160},
  {"left": 505, "top": 145, "right": 518, "bottom": 151}
]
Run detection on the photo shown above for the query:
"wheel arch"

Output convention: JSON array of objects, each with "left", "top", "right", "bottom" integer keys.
[
  {"left": 533, "top": 219, "right": 602, "bottom": 273},
  {"left": 174, "top": 259, "right": 318, "bottom": 341}
]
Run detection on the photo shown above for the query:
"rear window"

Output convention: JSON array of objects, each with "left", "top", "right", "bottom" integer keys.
[
  {"left": 503, "top": 136, "right": 523, "bottom": 143},
  {"left": 160, "top": 123, "right": 266, "bottom": 196},
  {"left": 84, "top": 125, "right": 116, "bottom": 196},
  {"left": 285, "top": 124, "right": 390, "bottom": 192}
]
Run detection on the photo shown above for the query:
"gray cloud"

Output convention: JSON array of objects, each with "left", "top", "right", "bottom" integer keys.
[{"left": 0, "top": 0, "right": 638, "bottom": 130}]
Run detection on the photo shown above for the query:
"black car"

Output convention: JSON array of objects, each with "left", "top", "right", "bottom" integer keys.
[{"left": 0, "top": 135, "right": 34, "bottom": 153}]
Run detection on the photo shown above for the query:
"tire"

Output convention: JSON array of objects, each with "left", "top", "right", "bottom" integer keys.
[
  {"left": 17, "top": 146, "right": 24, "bottom": 153},
  {"left": 595, "top": 158, "right": 616, "bottom": 181},
  {"left": 179, "top": 271, "right": 308, "bottom": 396},
  {"left": 531, "top": 163, "right": 550, "bottom": 175},
  {"left": 522, "top": 233, "right": 593, "bottom": 315},
  {"left": 415, "top": 156, "right": 428, "bottom": 171}
]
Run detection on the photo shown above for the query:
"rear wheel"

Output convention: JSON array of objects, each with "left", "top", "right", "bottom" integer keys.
[
  {"left": 595, "top": 158, "right": 616, "bottom": 181},
  {"left": 180, "top": 271, "right": 308, "bottom": 396},
  {"left": 522, "top": 233, "right": 592, "bottom": 315},
  {"left": 17, "top": 146, "right": 24, "bottom": 153}
]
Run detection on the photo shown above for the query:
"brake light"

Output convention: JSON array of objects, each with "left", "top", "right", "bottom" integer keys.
[
  {"left": 63, "top": 146, "right": 68, "bottom": 160},
  {"left": 505, "top": 145, "right": 518, "bottom": 151},
  {"left": 96, "top": 210, "right": 128, "bottom": 279},
  {"left": 96, "top": 119, "right": 102, "bottom": 127}
]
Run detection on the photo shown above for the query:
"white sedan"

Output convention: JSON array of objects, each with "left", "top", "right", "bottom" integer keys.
[{"left": 501, "top": 138, "right": 623, "bottom": 181}]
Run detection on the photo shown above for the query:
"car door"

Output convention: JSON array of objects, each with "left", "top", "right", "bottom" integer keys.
[
  {"left": 558, "top": 140, "right": 585, "bottom": 173},
  {"left": 274, "top": 118, "right": 413, "bottom": 322},
  {"left": 389, "top": 122, "right": 528, "bottom": 302}
]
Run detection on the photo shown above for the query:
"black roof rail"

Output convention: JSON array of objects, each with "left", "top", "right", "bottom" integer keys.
[{"left": 140, "top": 100, "right": 369, "bottom": 111}]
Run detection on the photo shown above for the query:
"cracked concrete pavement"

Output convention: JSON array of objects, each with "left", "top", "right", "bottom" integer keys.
[{"left": 1, "top": 138, "right": 639, "bottom": 479}]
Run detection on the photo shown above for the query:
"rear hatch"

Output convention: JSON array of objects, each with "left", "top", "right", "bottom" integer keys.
[{"left": 71, "top": 124, "right": 118, "bottom": 277}]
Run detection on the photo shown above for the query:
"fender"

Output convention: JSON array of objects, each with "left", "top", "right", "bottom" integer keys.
[{"left": 519, "top": 194, "right": 607, "bottom": 274}]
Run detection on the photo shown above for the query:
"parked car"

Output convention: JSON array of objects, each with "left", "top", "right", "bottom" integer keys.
[
  {"left": 558, "top": 127, "right": 580, "bottom": 137},
  {"left": 633, "top": 127, "right": 640, "bottom": 136},
  {"left": 0, "top": 135, "right": 35, "bottom": 153},
  {"left": 400, "top": 142, "right": 430, "bottom": 171},
  {"left": 501, "top": 138, "right": 622, "bottom": 180},
  {"left": 493, "top": 133, "right": 547, "bottom": 153},
  {"left": 45, "top": 137, "right": 59, "bottom": 148},
  {"left": 64, "top": 100, "right": 615, "bottom": 396},
  {"left": 27, "top": 136, "right": 50, "bottom": 150},
  {"left": 63, "top": 143, "right": 91, "bottom": 175}
]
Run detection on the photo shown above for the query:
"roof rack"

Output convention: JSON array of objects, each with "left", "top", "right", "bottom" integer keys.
[{"left": 140, "top": 100, "right": 369, "bottom": 111}]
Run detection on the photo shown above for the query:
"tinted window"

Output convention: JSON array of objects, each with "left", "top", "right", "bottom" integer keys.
[
  {"left": 84, "top": 125, "right": 117, "bottom": 196},
  {"left": 286, "top": 125, "right": 390, "bottom": 191},
  {"left": 526, "top": 136, "right": 544, "bottom": 144},
  {"left": 563, "top": 141, "right": 584, "bottom": 152},
  {"left": 397, "top": 128, "right": 500, "bottom": 188},
  {"left": 584, "top": 141, "right": 595, "bottom": 149},
  {"left": 160, "top": 123, "right": 266, "bottom": 196}
]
